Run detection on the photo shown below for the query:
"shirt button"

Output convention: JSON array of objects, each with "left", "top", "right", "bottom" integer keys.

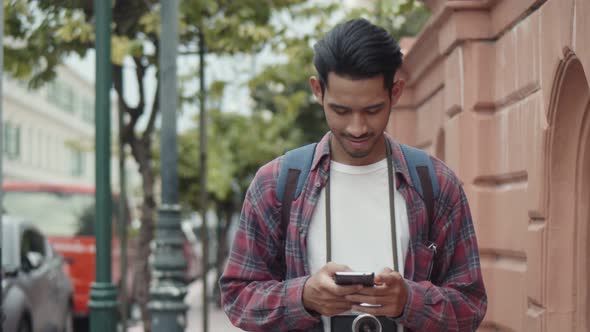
[{"left": 315, "top": 182, "right": 321, "bottom": 187}]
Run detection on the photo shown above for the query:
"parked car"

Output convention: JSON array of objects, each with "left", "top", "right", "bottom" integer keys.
[
  {"left": 2, "top": 181, "right": 201, "bottom": 328},
  {"left": 1, "top": 181, "right": 135, "bottom": 330},
  {"left": 1, "top": 215, "right": 74, "bottom": 332}
]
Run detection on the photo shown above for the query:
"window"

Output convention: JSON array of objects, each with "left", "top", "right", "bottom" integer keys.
[
  {"left": 82, "top": 98, "right": 95, "bottom": 123},
  {"left": 42, "top": 133, "right": 48, "bottom": 169},
  {"left": 2, "top": 122, "right": 9, "bottom": 154},
  {"left": 64, "top": 86, "right": 74, "bottom": 113},
  {"left": 47, "top": 81, "right": 60, "bottom": 105},
  {"left": 28, "top": 127, "right": 33, "bottom": 164},
  {"left": 20, "top": 229, "right": 47, "bottom": 270},
  {"left": 70, "top": 148, "right": 85, "bottom": 177},
  {"left": 47, "top": 79, "right": 75, "bottom": 114},
  {"left": 3, "top": 121, "right": 21, "bottom": 160},
  {"left": 36, "top": 129, "right": 43, "bottom": 167},
  {"left": 49, "top": 135, "right": 55, "bottom": 170},
  {"left": 21, "top": 229, "right": 46, "bottom": 257}
]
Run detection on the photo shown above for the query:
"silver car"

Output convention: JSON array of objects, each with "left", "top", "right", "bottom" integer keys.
[{"left": 2, "top": 215, "right": 74, "bottom": 332}]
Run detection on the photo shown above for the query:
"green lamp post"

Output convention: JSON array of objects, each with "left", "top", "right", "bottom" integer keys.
[
  {"left": 0, "top": 4, "right": 4, "bottom": 331},
  {"left": 89, "top": 1, "right": 118, "bottom": 332}
]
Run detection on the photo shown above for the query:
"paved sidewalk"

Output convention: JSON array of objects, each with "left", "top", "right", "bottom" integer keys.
[{"left": 127, "top": 273, "right": 243, "bottom": 332}]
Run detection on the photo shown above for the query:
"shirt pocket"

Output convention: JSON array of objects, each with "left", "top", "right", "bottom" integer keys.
[{"left": 412, "top": 242, "right": 436, "bottom": 282}]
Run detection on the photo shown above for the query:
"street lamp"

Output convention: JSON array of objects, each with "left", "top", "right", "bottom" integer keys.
[
  {"left": 0, "top": 4, "right": 4, "bottom": 331},
  {"left": 89, "top": 1, "right": 118, "bottom": 331},
  {"left": 148, "top": 0, "right": 189, "bottom": 331}
]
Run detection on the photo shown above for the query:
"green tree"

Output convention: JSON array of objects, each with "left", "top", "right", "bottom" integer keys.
[
  {"left": 362, "top": 0, "right": 431, "bottom": 40},
  {"left": 3, "top": 0, "right": 307, "bottom": 330},
  {"left": 248, "top": 3, "right": 338, "bottom": 144},
  {"left": 176, "top": 102, "right": 301, "bottom": 301}
]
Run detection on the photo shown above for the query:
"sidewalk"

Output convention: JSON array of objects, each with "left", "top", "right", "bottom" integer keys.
[{"left": 127, "top": 273, "right": 243, "bottom": 332}]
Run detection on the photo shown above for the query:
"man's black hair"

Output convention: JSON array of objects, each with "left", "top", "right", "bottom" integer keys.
[{"left": 313, "top": 18, "right": 403, "bottom": 95}]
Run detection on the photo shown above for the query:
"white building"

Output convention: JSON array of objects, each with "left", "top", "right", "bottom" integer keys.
[{"left": 2, "top": 64, "right": 129, "bottom": 189}]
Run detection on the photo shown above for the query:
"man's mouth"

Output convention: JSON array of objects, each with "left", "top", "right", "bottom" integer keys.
[{"left": 346, "top": 137, "right": 370, "bottom": 148}]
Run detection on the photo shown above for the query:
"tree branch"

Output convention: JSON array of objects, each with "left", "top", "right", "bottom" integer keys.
[
  {"left": 133, "top": 56, "right": 147, "bottom": 119},
  {"left": 112, "top": 64, "right": 134, "bottom": 113},
  {"left": 142, "top": 78, "right": 160, "bottom": 141}
]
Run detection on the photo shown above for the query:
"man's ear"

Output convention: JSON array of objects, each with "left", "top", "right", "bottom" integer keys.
[
  {"left": 390, "top": 79, "right": 405, "bottom": 106},
  {"left": 309, "top": 76, "right": 324, "bottom": 105}
]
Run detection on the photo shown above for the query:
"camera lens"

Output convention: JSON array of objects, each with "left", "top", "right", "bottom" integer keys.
[{"left": 351, "top": 314, "right": 382, "bottom": 332}]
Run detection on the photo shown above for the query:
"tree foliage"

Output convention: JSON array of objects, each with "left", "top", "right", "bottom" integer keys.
[
  {"left": 3, "top": 0, "right": 430, "bottom": 322},
  {"left": 3, "top": 0, "right": 309, "bottom": 329},
  {"left": 359, "top": 0, "right": 430, "bottom": 40},
  {"left": 175, "top": 0, "right": 431, "bottom": 226}
]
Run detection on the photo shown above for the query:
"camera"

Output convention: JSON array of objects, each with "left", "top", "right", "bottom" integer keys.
[
  {"left": 331, "top": 314, "right": 396, "bottom": 332},
  {"left": 352, "top": 314, "right": 382, "bottom": 332}
]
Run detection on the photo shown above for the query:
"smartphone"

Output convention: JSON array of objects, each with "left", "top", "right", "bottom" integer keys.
[{"left": 334, "top": 272, "right": 374, "bottom": 287}]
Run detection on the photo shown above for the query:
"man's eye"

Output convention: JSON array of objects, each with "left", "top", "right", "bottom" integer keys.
[{"left": 366, "top": 108, "right": 381, "bottom": 114}]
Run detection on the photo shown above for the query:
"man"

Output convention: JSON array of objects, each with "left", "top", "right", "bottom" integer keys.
[{"left": 220, "top": 18, "right": 487, "bottom": 331}]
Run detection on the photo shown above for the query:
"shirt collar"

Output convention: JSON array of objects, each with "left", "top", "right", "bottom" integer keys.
[{"left": 310, "top": 132, "right": 413, "bottom": 188}]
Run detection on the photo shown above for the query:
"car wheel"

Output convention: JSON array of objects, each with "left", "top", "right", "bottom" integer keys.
[
  {"left": 64, "top": 306, "right": 74, "bottom": 332},
  {"left": 17, "top": 317, "right": 31, "bottom": 332},
  {"left": 74, "top": 316, "right": 90, "bottom": 332}
]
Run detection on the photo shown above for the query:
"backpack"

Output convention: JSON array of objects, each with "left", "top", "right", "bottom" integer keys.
[{"left": 276, "top": 142, "right": 440, "bottom": 241}]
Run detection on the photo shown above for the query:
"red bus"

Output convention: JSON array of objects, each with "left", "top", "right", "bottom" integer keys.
[{"left": 2, "top": 181, "right": 136, "bottom": 321}]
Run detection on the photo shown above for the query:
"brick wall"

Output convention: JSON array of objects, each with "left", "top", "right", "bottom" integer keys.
[{"left": 389, "top": 1, "right": 590, "bottom": 330}]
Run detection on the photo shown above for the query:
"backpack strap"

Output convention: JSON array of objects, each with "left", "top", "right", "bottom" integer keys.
[
  {"left": 276, "top": 143, "right": 317, "bottom": 229},
  {"left": 399, "top": 144, "right": 440, "bottom": 232},
  {"left": 276, "top": 142, "right": 439, "bottom": 238}
]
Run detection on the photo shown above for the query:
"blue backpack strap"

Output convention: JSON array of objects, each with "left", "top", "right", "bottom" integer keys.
[
  {"left": 399, "top": 144, "right": 440, "bottom": 225},
  {"left": 276, "top": 143, "right": 317, "bottom": 203},
  {"left": 276, "top": 143, "right": 317, "bottom": 239}
]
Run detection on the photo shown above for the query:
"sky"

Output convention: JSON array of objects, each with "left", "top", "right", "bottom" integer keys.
[{"left": 65, "top": 30, "right": 277, "bottom": 132}]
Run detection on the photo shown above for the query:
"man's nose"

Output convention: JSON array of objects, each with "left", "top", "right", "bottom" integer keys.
[{"left": 346, "top": 113, "right": 368, "bottom": 137}]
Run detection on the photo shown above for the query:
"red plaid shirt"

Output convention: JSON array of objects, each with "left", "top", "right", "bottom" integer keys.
[{"left": 220, "top": 133, "right": 487, "bottom": 331}]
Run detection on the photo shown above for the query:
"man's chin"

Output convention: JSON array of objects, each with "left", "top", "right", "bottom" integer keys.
[{"left": 345, "top": 149, "right": 371, "bottom": 159}]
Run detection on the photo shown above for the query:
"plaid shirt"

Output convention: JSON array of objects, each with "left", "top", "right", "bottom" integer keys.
[{"left": 220, "top": 133, "right": 487, "bottom": 331}]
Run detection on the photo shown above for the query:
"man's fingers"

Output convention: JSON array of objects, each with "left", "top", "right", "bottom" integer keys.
[
  {"left": 318, "top": 273, "right": 363, "bottom": 296},
  {"left": 325, "top": 301, "right": 354, "bottom": 310},
  {"left": 350, "top": 284, "right": 405, "bottom": 300},
  {"left": 325, "top": 283, "right": 364, "bottom": 296},
  {"left": 352, "top": 303, "right": 397, "bottom": 317},
  {"left": 323, "top": 303, "right": 355, "bottom": 317},
  {"left": 317, "top": 270, "right": 364, "bottom": 296},
  {"left": 324, "top": 262, "right": 353, "bottom": 274},
  {"left": 345, "top": 294, "right": 384, "bottom": 305},
  {"left": 379, "top": 267, "right": 394, "bottom": 274},
  {"left": 374, "top": 270, "right": 402, "bottom": 285}
]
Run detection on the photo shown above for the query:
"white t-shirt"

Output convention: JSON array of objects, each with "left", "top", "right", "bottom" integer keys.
[{"left": 308, "top": 158, "right": 409, "bottom": 331}]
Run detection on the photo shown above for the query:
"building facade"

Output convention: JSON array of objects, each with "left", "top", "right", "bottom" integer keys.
[
  {"left": 2, "top": 64, "right": 125, "bottom": 188},
  {"left": 388, "top": 0, "right": 590, "bottom": 330}
]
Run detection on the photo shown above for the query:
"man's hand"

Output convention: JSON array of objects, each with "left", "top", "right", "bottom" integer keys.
[
  {"left": 344, "top": 267, "right": 408, "bottom": 317},
  {"left": 303, "top": 262, "right": 364, "bottom": 317}
]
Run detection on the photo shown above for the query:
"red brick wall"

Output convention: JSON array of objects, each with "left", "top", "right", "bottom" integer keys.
[{"left": 389, "top": 1, "right": 590, "bottom": 330}]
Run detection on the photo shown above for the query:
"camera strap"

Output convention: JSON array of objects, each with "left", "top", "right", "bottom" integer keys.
[{"left": 325, "top": 136, "right": 399, "bottom": 272}]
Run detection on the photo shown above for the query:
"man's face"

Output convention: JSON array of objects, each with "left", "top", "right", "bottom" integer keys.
[{"left": 310, "top": 72, "right": 404, "bottom": 166}]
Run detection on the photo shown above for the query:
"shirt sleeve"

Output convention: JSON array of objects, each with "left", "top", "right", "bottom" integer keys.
[
  {"left": 396, "top": 183, "right": 487, "bottom": 331},
  {"left": 219, "top": 161, "right": 320, "bottom": 331}
]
